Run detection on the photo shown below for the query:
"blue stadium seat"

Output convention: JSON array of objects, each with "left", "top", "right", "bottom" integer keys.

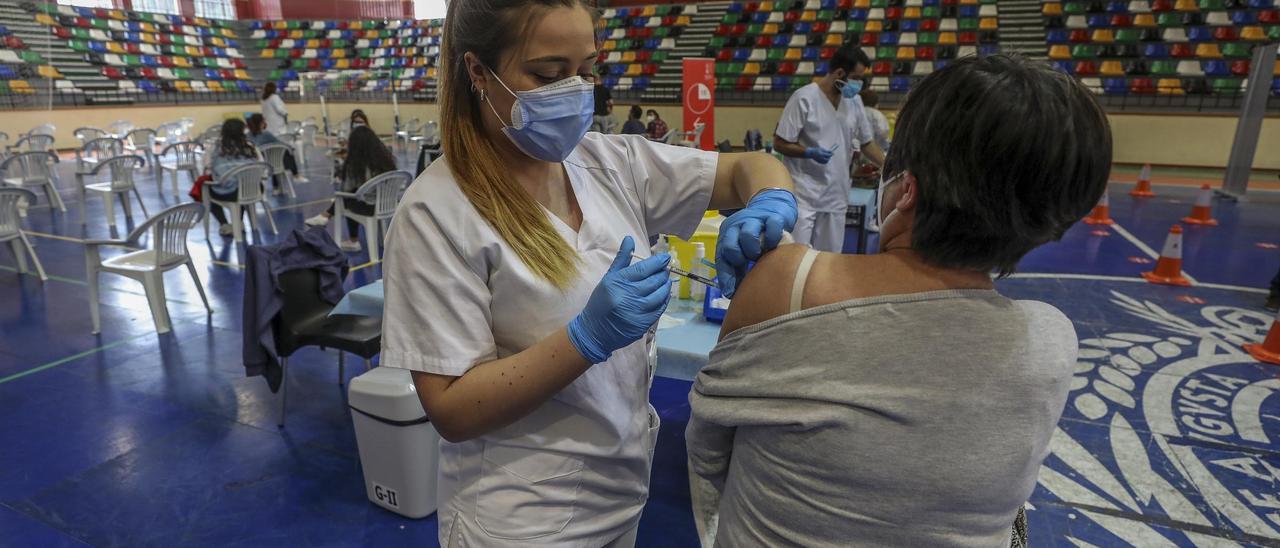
[
  {"left": 880, "top": 33, "right": 899, "bottom": 45},
  {"left": 0, "top": 66, "right": 15, "bottom": 79},
  {"left": 890, "top": 77, "right": 911, "bottom": 92},
  {"left": 316, "top": 49, "right": 330, "bottom": 59},
  {"left": 142, "top": 55, "right": 159, "bottom": 67},
  {"left": 1250, "top": 0, "right": 1273, "bottom": 7},
  {"left": 214, "top": 47, "right": 228, "bottom": 57},
  {"left": 752, "top": 12, "right": 769, "bottom": 23},
  {"left": 1102, "top": 78, "right": 1128, "bottom": 94},
  {"left": 251, "top": 21, "right": 264, "bottom": 30},
  {"left": 322, "top": 59, "right": 336, "bottom": 69},
  {"left": 604, "top": 75, "right": 620, "bottom": 88},
  {"left": 822, "top": 0, "right": 838, "bottom": 8},
  {"left": 900, "top": 20, "right": 919, "bottom": 31},
  {"left": 1202, "top": 61, "right": 1229, "bottom": 77},
  {"left": 1087, "top": 15, "right": 1109, "bottom": 27},
  {"left": 74, "top": 6, "right": 94, "bottom": 17},
  {"left": 979, "top": 45, "right": 1000, "bottom": 56},
  {"left": 794, "top": 22, "right": 812, "bottom": 34},
  {"left": 1106, "top": 1, "right": 1127, "bottom": 11},
  {"left": 140, "top": 80, "right": 160, "bottom": 93},
  {"left": 802, "top": 47, "right": 818, "bottom": 60},
  {"left": 1143, "top": 44, "right": 1169, "bottom": 58},
  {"left": 284, "top": 69, "right": 298, "bottom": 80},
  {"left": 850, "top": 9, "right": 869, "bottom": 20},
  {"left": 1231, "top": 11, "right": 1256, "bottom": 24},
  {"left": 633, "top": 76, "right": 650, "bottom": 91},
  {"left": 1186, "top": 27, "right": 1212, "bottom": 42},
  {"left": 958, "top": 6, "right": 979, "bottom": 17},
  {"left": 733, "top": 48, "right": 750, "bottom": 61},
  {"left": 772, "top": 77, "right": 791, "bottom": 91},
  {"left": 1052, "top": 60, "right": 1075, "bottom": 74},
  {"left": 772, "top": 35, "right": 789, "bottom": 47},
  {"left": 89, "top": 42, "right": 107, "bottom": 54},
  {"left": 609, "top": 64, "right": 626, "bottom": 76},
  {"left": 205, "top": 68, "right": 221, "bottom": 80},
  {"left": 815, "top": 61, "right": 830, "bottom": 75},
  {"left": 1272, "top": 77, "right": 1280, "bottom": 96},
  {"left": 0, "top": 25, "right": 9, "bottom": 36},
  {"left": 1047, "top": 30, "right": 1069, "bottom": 44},
  {"left": 727, "top": 2, "right": 743, "bottom": 13}
]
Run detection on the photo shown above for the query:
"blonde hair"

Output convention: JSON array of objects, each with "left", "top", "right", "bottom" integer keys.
[{"left": 440, "top": 0, "right": 598, "bottom": 289}]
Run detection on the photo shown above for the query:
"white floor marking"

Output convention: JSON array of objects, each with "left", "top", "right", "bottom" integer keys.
[
  {"left": 1109, "top": 222, "right": 1201, "bottom": 285},
  {"left": 1008, "top": 273, "right": 1268, "bottom": 295}
]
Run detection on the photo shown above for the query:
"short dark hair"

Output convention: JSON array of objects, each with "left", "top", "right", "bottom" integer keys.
[
  {"left": 859, "top": 88, "right": 879, "bottom": 107},
  {"left": 247, "top": 113, "right": 266, "bottom": 135},
  {"left": 629, "top": 105, "right": 643, "bottom": 119},
  {"left": 830, "top": 45, "right": 871, "bottom": 74},
  {"left": 885, "top": 54, "right": 1112, "bottom": 276}
]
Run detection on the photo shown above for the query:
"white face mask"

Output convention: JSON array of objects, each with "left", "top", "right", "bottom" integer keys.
[
  {"left": 876, "top": 171, "right": 907, "bottom": 231},
  {"left": 646, "top": 115, "right": 655, "bottom": 123}
]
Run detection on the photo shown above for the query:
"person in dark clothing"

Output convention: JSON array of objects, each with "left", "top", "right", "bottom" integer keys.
[
  {"left": 645, "top": 109, "right": 670, "bottom": 141},
  {"left": 247, "top": 113, "right": 299, "bottom": 193},
  {"left": 1267, "top": 266, "right": 1279, "bottom": 311},
  {"left": 200, "top": 118, "right": 262, "bottom": 236},
  {"left": 304, "top": 125, "right": 396, "bottom": 252},
  {"left": 621, "top": 105, "right": 646, "bottom": 135},
  {"left": 591, "top": 65, "right": 614, "bottom": 133}
]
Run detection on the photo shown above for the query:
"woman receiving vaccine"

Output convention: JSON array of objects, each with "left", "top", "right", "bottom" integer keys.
[{"left": 379, "top": 1, "right": 797, "bottom": 546}]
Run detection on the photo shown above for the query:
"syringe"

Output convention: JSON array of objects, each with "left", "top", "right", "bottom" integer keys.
[{"left": 633, "top": 254, "right": 717, "bottom": 287}]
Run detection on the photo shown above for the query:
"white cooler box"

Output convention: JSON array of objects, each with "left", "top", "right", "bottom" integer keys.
[{"left": 348, "top": 366, "right": 441, "bottom": 518}]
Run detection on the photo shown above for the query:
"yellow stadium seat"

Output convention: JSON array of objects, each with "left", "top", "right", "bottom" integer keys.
[
  {"left": 865, "top": 20, "right": 883, "bottom": 32},
  {"left": 175, "top": 81, "right": 192, "bottom": 92},
  {"left": 305, "top": 39, "right": 318, "bottom": 48},
  {"left": 1174, "top": 0, "right": 1197, "bottom": 10},
  {"left": 824, "top": 34, "right": 843, "bottom": 46},
  {"left": 1042, "top": 3, "right": 1063, "bottom": 15},
  {"left": 744, "top": 62, "right": 760, "bottom": 75},
  {"left": 1194, "top": 44, "right": 1220, "bottom": 58},
  {"left": 800, "top": 11, "right": 816, "bottom": 21},
  {"left": 335, "top": 59, "right": 350, "bottom": 69},
  {"left": 1049, "top": 45, "right": 1071, "bottom": 59},
  {"left": 1132, "top": 13, "right": 1156, "bottom": 26},
  {"left": 641, "top": 6, "right": 655, "bottom": 16},
  {"left": 603, "top": 40, "right": 616, "bottom": 50},
  {"left": 427, "top": 67, "right": 438, "bottom": 79},
  {"left": 349, "top": 21, "right": 363, "bottom": 30},
  {"left": 980, "top": 17, "right": 998, "bottom": 29},
  {"left": 37, "top": 65, "right": 62, "bottom": 79},
  {"left": 904, "top": 7, "right": 921, "bottom": 18},
  {"left": 622, "top": 51, "right": 636, "bottom": 62},
  {"left": 222, "top": 28, "right": 236, "bottom": 38},
  {"left": 1099, "top": 60, "right": 1124, "bottom": 76},
  {"left": 331, "top": 49, "right": 346, "bottom": 58},
  {"left": 140, "top": 33, "right": 157, "bottom": 44},
  {"left": 762, "top": 23, "right": 779, "bottom": 34},
  {"left": 107, "top": 42, "right": 125, "bottom": 54},
  {"left": 897, "top": 46, "right": 915, "bottom": 59},
  {"left": 759, "top": 2, "right": 773, "bottom": 10},
  {"left": 207, "top": 81, "right": 223, "bottom": 92},
  {"left": 1156, "top": 78, "right": 1184, "bottom": 95},
  {"left": 676, "top": 16, "right": 691, "bottom": 25},
  {"left": 960, "top": 0, "right": 978, "bottom": 5},
  {"left": 235, "top": 69, "right": 251, "bottom": 80},
  {"left": 625, "top": 64, "right": 642, "bottom": 76},
  {"left": 187, "top": 46, "right": 202, "bottom": 57},
  {"left": 210, "top": 37, "right": 225, "bottom": 47},
  {"left": 1091, "top": 29, "right": 1114, "bottom": 42},
  {"left": 108, "top": 9, "right": 125, "bottom": 20},
  {"left": 11, "top": 80, "right": 33, "bottom": 94},
  {"left": 261, "top": 49, "right": 274, "bottom": 58},
  {"left": 855, "top": 0, "right": 870, "bottom": 7},
  {"left": 174, "top": 57, "right": 192, "bottom": 68},
  {"left": 938, "top": 32, "right": 957, "bottom": 45},
  {"left": 35, "top": 14, "right": 55, "bottom": 26},
  {"left": 290, "top": 30, "right": 304, "bottom": 39},
  {"left": 139, "top": 22, "right": 155, "bottom": 33},
  {"left": 1241, "top": 26, "right": 1266, "bottom": 41},
  {"left": 193, "top": 17, "right": 209, "bottom": 27},
  {"left": 785, "top": 48, "right": 802, "bottom": 60}
]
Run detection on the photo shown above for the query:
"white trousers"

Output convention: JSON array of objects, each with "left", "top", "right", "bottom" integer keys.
[{"left": 793, "top": 204, "right": 847, "bottom": 253}]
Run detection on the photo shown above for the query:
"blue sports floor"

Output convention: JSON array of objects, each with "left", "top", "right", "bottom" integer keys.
[{"left": 1, "top": 149, "right": 1277, "bottom": 547}]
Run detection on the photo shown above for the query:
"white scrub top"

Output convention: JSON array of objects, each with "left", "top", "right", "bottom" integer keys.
[
  {"left": 776, "top": 82, "right": 873, "bottom": 213},
  {"left": 867, "top": 106, "right": 891, "bottom": 152},
  {"left": 381, "top": 132, "right": 717, "bottom": 546},
  {"left": 261, "top": 94, "right": 288, "bottom": 136}
]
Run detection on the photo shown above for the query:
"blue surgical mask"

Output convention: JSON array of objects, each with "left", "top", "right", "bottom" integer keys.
[
  {"left": 837, "top": 78, "right": 862, "bottom": 99},
  {"left": 484, "top": 69, "right": 594, "bottom": 162}
]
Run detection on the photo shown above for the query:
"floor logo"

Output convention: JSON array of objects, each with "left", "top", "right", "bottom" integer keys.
[{"left": 1037, "top": 290, "right": 1279, "bottom": 546}]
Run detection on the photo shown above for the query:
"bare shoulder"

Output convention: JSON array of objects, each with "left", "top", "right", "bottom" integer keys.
[{"left": 718, "top": 244, "right": 811, "bottom": 340}]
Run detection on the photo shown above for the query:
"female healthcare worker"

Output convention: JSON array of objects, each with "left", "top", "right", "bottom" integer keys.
[{"left": 379, "top": 1, "right": 798, "bottom": 546}]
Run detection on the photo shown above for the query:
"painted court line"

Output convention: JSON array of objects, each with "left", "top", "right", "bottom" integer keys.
[
  {"left": 0, "top": 332, "right": 157, "bottom": 385},
  {"left": 1108, "top": 222, "right": 1200, "bottom": 285},
  {"left": 349, "top": 260, "right": 379, "bottom": 272},
  {"left": 25, "top": 231, "right": 86, "bottom": 243},
  {"left": 1009, "top": 272, "right": 1268, "bottom": 294}
]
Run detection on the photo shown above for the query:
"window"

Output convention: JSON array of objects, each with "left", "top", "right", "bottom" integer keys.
[
  {"left": 194, "top": 0, "right": 236, "bottom": 20},
  {"left": 131, "top": 0, "right": 180, "bottom": 15},
  {"left": 58, "top": 0, "right": 115, "bottom": 8}
]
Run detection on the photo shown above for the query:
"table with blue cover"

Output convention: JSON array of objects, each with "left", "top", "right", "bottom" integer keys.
[{"left": 331, "top": 281, "right": 720, "bottom": 381}]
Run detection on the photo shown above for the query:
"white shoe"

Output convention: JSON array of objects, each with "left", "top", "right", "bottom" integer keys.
[
  {"left": 339, "top": 239, "right": 362, "bottom": 253},
  {"left": 218, "top": 224, "right": 233, "bottom": 237},
  {"left": 305, "top": 213, "right": 330, "bottom": 227}
]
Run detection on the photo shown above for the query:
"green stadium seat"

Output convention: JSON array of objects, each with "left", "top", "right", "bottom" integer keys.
[
  {"left": 1211, "top": 78, "right": 1241, "bottom": 93},
  {"left": 1115, "top": 29, "right": 1141, "bottom": 42},
  {"left": 1269, "top": 26, "right": 1280, "bottom": 41},
  {"left": 922, "top": 6, "right": 941, "bottom": 17},
  {"left": 818, "top": 10, "right": 835, "bottom": 20},
  {"left": 919, "top": 32, "right": 938, "bottom": 45},
  {"left": 848, "top": 21, "right": 865, "bottom": 32},
  {"left": 959, "top": 19, "right": 979, "bottom": 30},
  {"left": 1071, "top": 45, "right": 1097, "bottom": 58},
  {"left": 1150, "top": 60, "right": 1177, "bottom": 75},
  {"left": 1156, "top": 13, "right": 1180, "bottom": 26},
  {"left": 1222, "top": 43, "right": 1252, "bottom": 58},
  {"left": 871, "top": 0, "right": 888, "bottom": 7},
  {"left": 1064, "top": 2, "right": 1085, "bottom": 13},
  {"left": 1197, "top": 0, "right": 1223, "bottom": 7}
]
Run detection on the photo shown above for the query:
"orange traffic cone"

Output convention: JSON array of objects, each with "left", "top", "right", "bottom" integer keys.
[
  {"left": 1244, "top": 308, "right": 1280, "bottom": 365},
  {"left": 1141, "top": 225, "right": 1192, "bottom": 286},
  {"left": 1130, "top": 163, "right": 1156, "bottom": 197},
  {"left": 1082, "top": 191, "right": 1114, "bottom": 225},
  {"left": 1181, "top": 184, "right": 1218, "bottom": 226}
]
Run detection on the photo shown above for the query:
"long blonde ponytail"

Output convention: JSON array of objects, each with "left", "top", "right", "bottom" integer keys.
[{"left": 440, "top": 0, "right": 598, "bottom": 289}]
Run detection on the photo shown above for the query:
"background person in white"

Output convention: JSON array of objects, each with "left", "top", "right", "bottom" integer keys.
[
  {"left": 260, "top": 82, "right": 288, "bottom": 136},
  {"left": 773, "top": 45, "right": 884, "bottom": 252},
  {"left": 379, "top": 1, "right": 797, "bottom": 546}
]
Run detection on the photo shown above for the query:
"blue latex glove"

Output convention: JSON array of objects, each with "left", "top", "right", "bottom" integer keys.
[
  {"left": 804, "top": 146, "right": 834, "bottom": 164},
  {"left": 715, "top": 189, "right": 798, "bottom": 298},
  {"left": 568, "top": 236, "right": 673, "bottom": 364}
]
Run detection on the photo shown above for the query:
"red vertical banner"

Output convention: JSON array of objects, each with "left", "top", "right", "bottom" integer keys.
[{"left": 681, "top": 58, "right": 715, "bottom": 151}]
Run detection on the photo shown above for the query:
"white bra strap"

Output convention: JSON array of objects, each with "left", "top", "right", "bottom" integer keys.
[{"left": 789, "top": 247, "right": 820, "bottom": 314}]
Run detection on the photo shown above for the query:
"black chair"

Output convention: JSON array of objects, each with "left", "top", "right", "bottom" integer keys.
[
  {"left": 273, "top": 268, "right": 382, "bottom": 427},
  {"left": 883, "top": 19, "right": 900, "bottom": 32}
]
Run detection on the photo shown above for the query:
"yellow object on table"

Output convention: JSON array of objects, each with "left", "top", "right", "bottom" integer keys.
[{"left": 667, "top": 213, "right": 722, "bottom": 300}]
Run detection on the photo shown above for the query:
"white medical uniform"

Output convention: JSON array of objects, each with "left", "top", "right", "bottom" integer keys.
[
  {"left": 381, "top": 132, "right": 717, "bottom": 547},
  {"left": 776, "top": 82, "right": 873, "bottom": 252},
  {"left": 261, "top": 93, "right": 288, "bottom": 136},
  {"left": 866, "top": 106, "right": 891, "bottom": 152}
]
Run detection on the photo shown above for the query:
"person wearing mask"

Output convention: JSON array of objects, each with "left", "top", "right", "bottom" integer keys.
[
  {"left": 591, "top": 65, "right": 615, "bottom": 133},
  {"left": 645, "top": 109, "right": 670, "bottom": 142},
  {"left": 380, "top": 1, "right": 797, "bottom": 546},
  {"left": 260, "top": 82, "right": 288, "bottom": 137},
  {"left": 247, "top": 113, "right": 299, "bottom": 195},
  {"left": 621, "top": 105, "right": 646, "bottom": 135},
  {"left": 773, "top": 45, "right": 884, "bottom": 253},
  {"left": 861, "top": 88, "right": 892, "bottom": 152},
  {"left": 687, "top": 54, "right": 1113, "bottom": 547},
  {"left": 304, "top": 126, "right": 395, "bottom": 252},
  {"left": 199, "top": 119, "right": 264, "bottom": 237}
]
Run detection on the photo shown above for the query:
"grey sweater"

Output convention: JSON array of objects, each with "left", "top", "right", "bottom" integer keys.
[{"left": 686, "top": 289, "right": 1075, "bottom": 547}]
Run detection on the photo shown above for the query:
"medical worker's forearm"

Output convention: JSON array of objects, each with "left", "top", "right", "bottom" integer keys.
[
  {"left": 861, "top": 141, "right": 885, "bottom": 168},
  {"left": 410, "top": 327, "right": 591, "bottom": 443},
  {"left": 709, "top": 151, "right": 794, "bottom": 210},
  {"left": 772, "top": 135, "right": 807, "bottom": 158}
]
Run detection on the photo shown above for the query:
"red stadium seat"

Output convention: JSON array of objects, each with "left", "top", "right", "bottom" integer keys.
[
  {"left": 1212, "top": 27, "right": 1238, "bottom": 41},
  {"left": 959, "top": 32, "right": 978, "bottom": 44},
  {"left": 916, "top": 46, "right": 936, "bottom": 59},
  {"left": 4, "top": 36, "right": 26, "bottom": 50},
  {"left": 920, "top": 19, "right": 939, "bottom": 31},
  {"left": 1260, "top": 10, "right": 1280, "bottom": 23},
  {"left": 839, "top": 0, "right": 854, "bottom": 8},
  {"left": 1110, "top": 14, "right": 1132, "bottom": 26},
  {"left": 756, "top": 36, "right": 772, "bottom": 47},
  {"left": 220, "top": 69, "right": 236, "bottom": 80},
  {"left": 1129, "top": 78, "right": 1155, "bottom": 94},
  {"left": 307, "top": 59, "right": 320, "bottom": 70},
  {"left": 715, "top": 24, "right": 730, "bottom": 36},
  {"left": 732, "top": 24, "right": 747, "bottom": 35},
  {"left": 886, "top": 7, "right": 903, "bottom": 18},
  {"left": 1070, "top": 29, "right": 1090, "bottom": 43},
  {"left": 784, "top": 11, "right": 800, "bottom": 23},
  {"left": 101, "top": 67, "right": 123, "bottom": 79},
  {"left": 140, "top": 67, "right": 158, "bottom": 79},
  {"left": 233, "top": 59, "right": 246, "bottom": 69},
  {"left": 51, "top": 27, "right": 72, "bottom": 39},
  {"left": 813, "top": 22, "right": 830, "bottom": 34},
  {"left": 159, "top": 56, "right": 175, "bottom": 67},
  {"left": 778, "top": 61, "right": 798, "bottom": 75},
  {"left": 873, "top": 61, "right": 892, "bottom": 75},
  {"left": 1170, "top": 43, "right": 1193, "bottom": 57},
  {"left": 736, "top": 76, "right": 754, "bottom": 90},
  {"left": 717, "top": 50, "right": 732, "bottom": 61},
  {"left": 1150, "top": 0, "right": 1173, "bottom": 10},
  {"left": 1074, "top": 60, "right": 1099, "bottom": 75},
  {"left": 1230, "top": 60, "right": 1250, "bottom": 75},
  {"left": 745, "top": 2, "right": 760, "bottom": 12},
  {"left": 637, "top": 51, "right": 652, "bottom": 62},
  {"left": 126, "top": 43, "right": 141, "bottom": 54},
  {"left": 861, "top": 33, "right": 878, "bottom": 46},
  {"left": 820, "top": 47, "right": 836, "bottom": 59},
  {"left": 643, "top": 63, "right": 658, "bottom": 76}
]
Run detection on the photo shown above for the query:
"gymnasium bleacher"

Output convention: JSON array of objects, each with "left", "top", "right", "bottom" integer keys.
[
  {"left": 1042, "top": 0, "right": 1276, "bottom": 95},
  {"left": 250, "top": 18, "right": 443, "bottom": 95},
  {"left": 597, "top": 4, "right": 693, "bottom": 92}
]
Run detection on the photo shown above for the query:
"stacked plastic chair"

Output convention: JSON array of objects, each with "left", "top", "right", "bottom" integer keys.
[{"left": 1043, "top": 0, "right": 1270, "bottom": 95}]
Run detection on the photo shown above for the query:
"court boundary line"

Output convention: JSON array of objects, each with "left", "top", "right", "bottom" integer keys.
[
  {"left": 0, "top": 332, "right": 158, "bottom": 385},
  {"left": 1008, "top": 272, "right": 1268, "bottom": 295},
  {"left": 1108, "top": 222, "right": 1201, "bottom": 285}
]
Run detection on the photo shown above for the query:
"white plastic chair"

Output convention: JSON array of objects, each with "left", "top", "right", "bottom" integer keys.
[
  {"left": 13, "top": 134, "right": 55, "bottom": 153},
  {"left": 26, "top": 124, "right": 56, "bottom": 138},
  {"left": 0, "top": 151, "right": 65, "bottom": 212},
  {"left": 74, "top": 127, "right": 109, "bottom": 146},
  {"left": 154, "top": 122, "right": 186, "bottom": 147},
  {"left": 296, "top": 122, "right": 319, "bottom": 172},
  {"left": 108, "top": 120, "right": 135, "bottom": 139},
  {"left": 258, "top": 143, "right": 298, "bottom": 198},
  {"left": 158, "top": 141, "right": 203, "bottom": 198},
  {"left": 75, "top": 136, "right": 124, "bottom": 175},
  {"left": 0, "top": 187, "right": 46, "bottom": 281},
  {"left": 394, "top": 117, "right": 420, "bottom": 153},
  {"left": 85, "top": 202, "right": 212, "bottom": 334},
  {"left": 123, "top": 128, "right": 159, "bottom": 173},
  {"left": 333, "top": 170, "right": 412, "bottom": 262},
  {"left": 202, "top": 161, "right": 277, "bottom": 243},
  {"left": 81, "top": 155, "right": 149, "bottom": 228},
  {"left": 680, "top": 123, "right": 706, "bottom": 148}
]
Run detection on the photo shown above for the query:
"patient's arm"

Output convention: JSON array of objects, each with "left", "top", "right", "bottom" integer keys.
[{"left": 718, "top": 243, "right": 811, "bottom": 341}]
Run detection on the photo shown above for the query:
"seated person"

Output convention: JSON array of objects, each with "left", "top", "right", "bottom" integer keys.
[
  {"left": 686, "top": 54, "right": 1113, "bottom": 547},
  {"left": 247, "top": 113, "right": 298, "bottom": 194},
  {"left": 198, "top": 119, "right": 264, "bottom": 236},
  {"left": 304, "top": 125, "right": 397, "bottom": 252},
  {"left": 621, "top": 105, "right": 647, "bottom": 135}
]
